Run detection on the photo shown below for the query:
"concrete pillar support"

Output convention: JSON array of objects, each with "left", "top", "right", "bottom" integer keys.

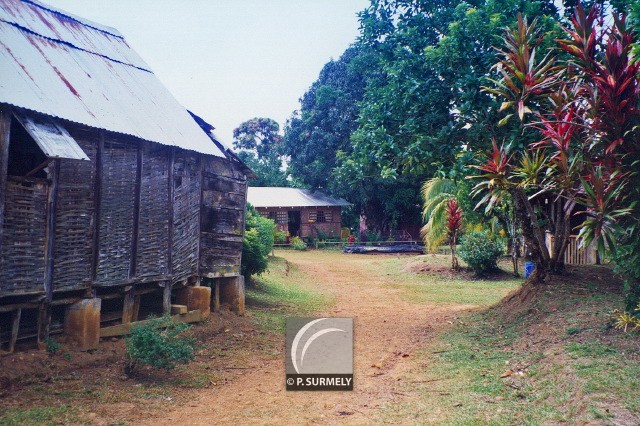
[
  {"left": 218, "top": 276, "right": 245, "bottom": 316},
  {"left": 175, "top": 286, "right": 211, "bottom": 319},
  {"left": 63, "top": 298, "right": 101, "bottom": 351}
]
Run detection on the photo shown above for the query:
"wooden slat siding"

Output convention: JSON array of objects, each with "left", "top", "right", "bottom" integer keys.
[
  {"left": 172, "top": 150, "right": 200, "bottom": 282},
  {"left": 43, "top": 160, "right": 59, "bottom": 301},
  {"left": 201, "top": 207, "right": 244, "bottom": 232},
  {"left": 129, "top": 143, "right": 142, "bottom": 279},
  {"left": 167, "top": 148, "right": 175, "bottom": 277},
  {"left": 91, "top": 132, "right": 104, "bottom": 282},
  {"left": 199, "top": 235, "right": 242, "bottom": 277},
  {"left": 199, "top": 157, "right": 246, "bottom": 278},
  {"left": 0, "top": 177, "right": 48, "bottom": 296},
  {"left": 197, "top": 156, "right": 204, "bottom": 280},
  {"left": 52, "top": 132, "right": 96, "bottom": 291},
  {"left": 0, "top": 109, "right": 10, "bottom": 268},
  {"left": 202, "top": 190, "right": 246, "bottom": 210},
  {"left": 95, "top": 137, "right": 137, "bottom": 286},
  {"left": 136, "top": 144, "right": 170, "bottom": 278},
  {"left": 203, "top": 175, "right": 246, "bottom": 195}
]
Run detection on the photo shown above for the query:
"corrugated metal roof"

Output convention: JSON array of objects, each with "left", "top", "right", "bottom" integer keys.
[
  {"left": 247, "top": 187, "right": 351, "bottom": 208},
  {"left": 0, "top": 0, "right": 224, "bottom": 157}
]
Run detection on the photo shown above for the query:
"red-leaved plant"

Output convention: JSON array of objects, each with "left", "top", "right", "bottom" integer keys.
[
  {"left": 446, "top": 198, "right": 463, "bottom": 270},
  {"left": 479, "top": 4, "right": 640, "bottom": 280}
]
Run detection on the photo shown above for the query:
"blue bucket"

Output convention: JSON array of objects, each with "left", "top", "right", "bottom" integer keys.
[{"left": 524, "top": 261, "right": 535, "bottom": 278}]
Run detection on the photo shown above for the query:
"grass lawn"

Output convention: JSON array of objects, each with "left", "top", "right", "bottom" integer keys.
[
  {"left": 245, "top": 255, "right": 333, "bottom": 333},
  {"left": 377, "top": 254, "right": 524, "bottom": 305},
  {"left": 380, "top": 264, "right": 640, "bottom": 425},
  {"left": 247, "top": 251, "right": 640, "bottom": 424}
]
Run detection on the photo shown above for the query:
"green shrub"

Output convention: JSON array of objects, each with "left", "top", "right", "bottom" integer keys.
[
  {"left": 125, "top": 315, "right": 196, "bottom": 375},
  {"left": 242, "top": 204, "right": 276, "bottom": 279},
  {"left": 291, "top": 236, "right": 307, "bottom": 250},
  {"left": 366, "top": 231, "right": 383, "bottom": 243},
  {"left": 45, "top": 338, "right": 60, "bottom": 354},
  {"left": 274, "top": 230, "right": 287, "bottom": 244},
  {"left": 614, "top": 234, "right": 640, "bottom": 311},
  {"left": 458, "top": 230, "right": 503, "bottom": 275}
]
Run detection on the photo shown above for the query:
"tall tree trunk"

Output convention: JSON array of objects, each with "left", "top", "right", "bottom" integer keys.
[
  {"left": 511, "top": 188, "right": 549, "bottom": 282},
  {"left": 450, "top": 235, "right": 459, "bottom": 270},
  {"left": 546, "top": 198, "right": 575, "bottom": 273},
  {"left": 506, "top": 208, "right": 519, "bottom": 276}
]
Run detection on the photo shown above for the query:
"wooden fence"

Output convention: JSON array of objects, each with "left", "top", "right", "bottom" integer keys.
[{"left": 545, "top": 232, "right": 597, "bottom": 265}]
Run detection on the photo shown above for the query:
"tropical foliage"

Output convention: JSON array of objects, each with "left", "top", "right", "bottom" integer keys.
[
  {"left": 284, "top": 0, "right": 561, "bottom": 235},
  {"left": 420, "top": 178, "right": 458, "bottom": 251},
  {"left": 242, "top": 205, "right": 276, "bottom": 279},
  {"left": 233, "top": 118, "right": 289, "bottom": 187},
  {"left": 476, "top": 5, "right": 640, "bottom": 293},
  {"left": 459, "top": 231, "right": 504, "bottom": 276},
  {"left": 445, "top": 198, "right": 463, "bottom": 270},
  {"left": 280, "top": 0, "right": 640, "bottom": 311}
]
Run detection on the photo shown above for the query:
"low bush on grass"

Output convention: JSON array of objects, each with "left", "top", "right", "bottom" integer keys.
[
  {"left": 458, "top": 230, "right": 503, "bottom": 275},
  {"left": 274, "top": 230, "right": 287, "bottom": 244},
  {"left": 613, "top": 303, "right": 640, "bottom": 333},
  {"left": 291, "top": 236, "right": 307, "bottom": 250},
  {"left": 125, "top": 315, "right": 196, "bottom": 376}
]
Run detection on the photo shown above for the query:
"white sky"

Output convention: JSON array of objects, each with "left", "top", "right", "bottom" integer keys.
[{"left": 44, "top": 0, "right": 369, "bottom": 144}]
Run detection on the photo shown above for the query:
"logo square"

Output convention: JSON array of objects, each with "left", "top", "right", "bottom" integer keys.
[{"left": 285, "top": 317, "right": 353, "bottom": 391}]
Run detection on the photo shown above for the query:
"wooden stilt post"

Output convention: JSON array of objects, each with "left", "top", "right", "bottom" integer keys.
[
  {"left": 132, "top": 295, "right": 140, "bottom": 322},
  {"left": 213, "top": 280, "right": 220, "bottom": 313},
  {"left": 39, "top": 159, "right": 60, "bottom": 349},
  {"left": 122, "top": 288, "right": 136, "bottom": 324},
  {"left": 37, "top": 302, "right": 51, "bottom": 350},
  {"left": 163, "top": 282, "right": 172, "bottom": 314},
  {"left": 9, "top": 308, "right": 21, "bottom": 353}
]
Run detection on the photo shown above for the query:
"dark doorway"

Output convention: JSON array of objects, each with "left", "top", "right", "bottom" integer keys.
[{"left": 288, "top": 210, "right": 301, "bottom": 237}]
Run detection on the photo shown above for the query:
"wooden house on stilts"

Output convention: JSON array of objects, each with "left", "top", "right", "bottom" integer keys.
[{"left": 0, "top": 0, "right": 251, "bottom": 352}]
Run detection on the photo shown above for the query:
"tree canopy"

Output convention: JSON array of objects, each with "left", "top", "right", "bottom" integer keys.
[
  {"left": 284, "top": 0, "right": 562, "bottom": 234},
  {"left": 233, "top": 117, "right": 288, "bottom": 187}
]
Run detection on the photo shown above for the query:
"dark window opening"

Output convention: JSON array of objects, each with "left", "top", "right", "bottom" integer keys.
[{"left": 8, "top": 118, "right": 48, "bottom": 178}]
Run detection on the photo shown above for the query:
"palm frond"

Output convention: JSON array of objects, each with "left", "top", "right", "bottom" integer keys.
[{"left": 421, "top": 198, "right": 450, "bottom": 251}]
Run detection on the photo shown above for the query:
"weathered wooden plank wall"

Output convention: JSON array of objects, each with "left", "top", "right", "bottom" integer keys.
[
  {"left": 0, "top": 177, "right": 48, "bottom": 294},
  {"left": 1, "top": 116, "right": 248, "bottom": 299},
  {"left": 0, "top": 109, "right": 9, "bottom": 269},
  {"left": 136, "top": 143, "right": 170, "bottom": 279},
  {"left": 172, "top": 151, "right": 201, "bottom": 282},
  {"left": 53, "top": 130, "right": 96, "bottom": 291},
  {"left": 95, "top": 137, "right": 137, "bottom": 286},
  {"left": 199, "top": 156, "right": 246, "bottom": 278}
]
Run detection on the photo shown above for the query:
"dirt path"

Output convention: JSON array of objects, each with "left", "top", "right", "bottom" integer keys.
[{"left": 149, "top": 252, "right": 472, "bottom": 425}]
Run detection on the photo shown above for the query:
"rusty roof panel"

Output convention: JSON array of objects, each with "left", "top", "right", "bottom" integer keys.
[
  {"left": 0, "top": 0, "right": 150, "bottom": 70},
  {"left": 0, "top": 0, "right": 224, "bottom": 157}
]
